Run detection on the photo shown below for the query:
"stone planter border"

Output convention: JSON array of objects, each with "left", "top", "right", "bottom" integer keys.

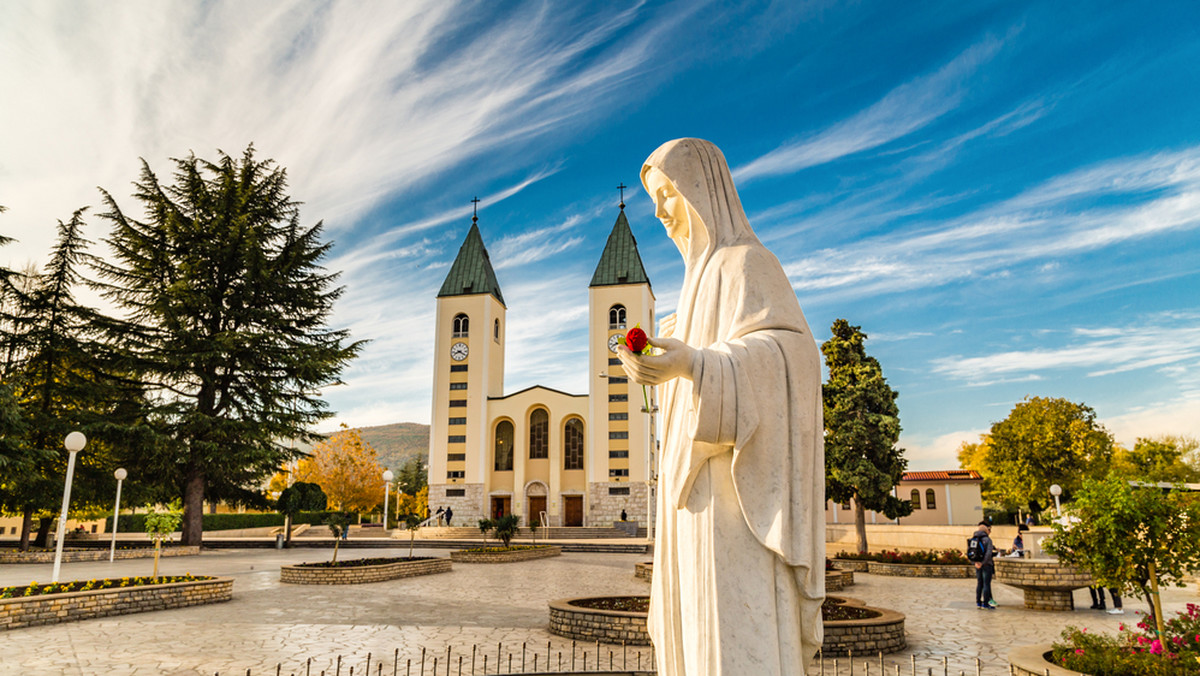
[
  {"left": 0, "top": 576, "right": 233, "bottom": 631},
  {"left": 822, "top": 595, "right": 906, "bottom": 657},
  {"left": 1009, "top": 643, "right": 1085, "bottom": 676},
  {"left": 549, "top": 596, "right": 650, "bottom": 646},
  {"left": 994, "top": 559, "right": 1093, "bottom": 611},
  {"left": 634, "top": 561, "right": 652, "bottom": 582},
  {"left": 450, "top": 546, "right": 562, "bottom": 564},
  {"left": 866, "top": 561, "right": 974, "bottom": 578},
  {"left": 0, "top": 546, "right": 200, "bottom": 564},
  {"left": 281, "top": 557, "right": 451, "bottom": 585},
  {"left": 830, "top": 559, "right": 870, "bottom": 572}
]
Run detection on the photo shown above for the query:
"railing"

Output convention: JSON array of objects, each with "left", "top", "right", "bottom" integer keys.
[{"left": 209, "top": 643, "right": 1015, "bottom": 675}]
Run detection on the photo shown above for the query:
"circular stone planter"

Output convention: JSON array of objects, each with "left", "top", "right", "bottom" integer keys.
[
  {"left": 1009, "top": 643, "right": 1087, "bottom": 676},
  {"left": 549, "top": 596, "right": 651, "bottom": 645},
  {"left": 821, "top": 595, "right": 906, "bottom": 657},
  {"left": 825, "top": 571, "right": 845, "bottom": 592},
  {"left": 548, "top": 593, "right": 904, "bottom": 656},
  {"left": 866, "top": 561, "right": 973, "bottom": 578},
  {"left": 281, "top": 557, "right": 450, "bottom": 585},
  {"left": 450, "top": 545, "right": 562, "bottom": 564},
  {"left": 0, "top": 576, "right": 233, "bottom": 630},
  {"left": 634, "top": 561, "right": 653, "bottom": 582},
  {"left": 994, "top": 559, "right": 1092, "bottom": 611}
]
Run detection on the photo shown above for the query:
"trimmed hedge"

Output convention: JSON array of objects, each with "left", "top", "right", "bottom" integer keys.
[{"left": 117, "top": 511, "right": 340, "bottom": 533}]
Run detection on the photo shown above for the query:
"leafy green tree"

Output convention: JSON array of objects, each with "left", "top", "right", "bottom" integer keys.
[
  {"left": 492, "top": 514, "right": 521, "bottom": 548},
  {"left": 1045, "top": 476, "right": 1200, "bottom": 638},
  {"left": 276, "top": 481, "right": 327, "bottom": 547},
  {"left": 477, "top": 518, "right": 493, "bottom": 546},
  {"left": 144, "top": 502, "right": 184, "bottom": 581},
  {"left": 325, "top": 512, "right": 353, "bottom": 564},
  {"left": 977, "top": 396, "right": 1114, "bottom": 510},
  {"left": 1111, "top": 436, "right": 1200, "bottom": 484},
  {"left": 404, "top": 513, "right": 423, "bottom": 559},
  {"left": 95, "top": 146, "right": 363, "bottom": 546},
  {"left": 395, "top": 455, "right": 428, "bottom": 497},
  {"left": 822, "top": 319, "right": 912, "bottom": 553}
]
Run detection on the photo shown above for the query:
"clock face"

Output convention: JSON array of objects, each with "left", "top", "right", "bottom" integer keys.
[
  {"left": 451, "top": 342, "right": 469, "bottom": 361},
  {"left": 608, "top": 334, "right": 622, "bottom": 353}
]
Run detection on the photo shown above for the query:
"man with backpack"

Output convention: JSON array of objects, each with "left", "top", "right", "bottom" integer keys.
[{"left": 968, "top": 521, "right": 997, "bottom": 609}]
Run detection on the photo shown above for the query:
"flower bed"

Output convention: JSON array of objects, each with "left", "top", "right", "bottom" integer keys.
[
  {"left": 281, "top": 556, "right": 450, "bottom": 585},
  {"left": 0, "top": 545, "right": 200, "bottom": 564},
  {"left": 450, "top": 545, "right": 562, "bottom": 564},
  {"left": 822, "top": 595, "right": 906, "bottom": 657},
  {"left": 0, "top": 575, "right": 232, "bottom": 630},
  {"left": 548, "top": 593, "right": 904, "bottom": 655}
]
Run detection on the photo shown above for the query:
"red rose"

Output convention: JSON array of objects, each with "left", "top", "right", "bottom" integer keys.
[{"left": 625, "top": 327, "right": 648, "bottom": 353}]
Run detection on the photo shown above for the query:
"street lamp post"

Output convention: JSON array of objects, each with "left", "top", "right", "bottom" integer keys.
[
  {"left": 109, "top": 468, "right": 127, "bottom": 562},
  {"left": 52, "top": 431, "right": 87, "bottom": 583},
  {"left": 382, "top": 469, "right": 394, "bottom": 531},
  {"left": 1050, "top": 484, "right": 1063, "bottom": 516}
]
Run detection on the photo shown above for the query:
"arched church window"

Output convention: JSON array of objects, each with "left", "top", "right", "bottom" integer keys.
[
  {"left": 529, "top": 408, "right": 549, "bottom": 459},
  {"left": 564, "top": 418, "right": 585, "bottom": 470},
  {"left": 494, "top": 420, "right": 514, "bottom": 471},
  {"left": 608, "top": 305, "right": 626, "bottom": 329},
  {"left": 494, "top": 318, "right": 500, "bottom": 341},
  {"left": 925, "top": 488, "right": 937, "bottom": 510},
  {"left": 910, "top": 489, "right": 921, "bottom": 509},
  {"left": 453, "top": 313, "right": 469, "bottom": 337}
]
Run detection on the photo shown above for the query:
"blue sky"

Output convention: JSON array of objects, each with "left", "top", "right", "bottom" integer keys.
[{"left": 3, "top": 1, "right": 1199, "bottom": 469}]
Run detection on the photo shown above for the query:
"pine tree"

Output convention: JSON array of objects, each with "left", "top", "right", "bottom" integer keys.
[
  {"left": 95, "top": 146, "right": 363, "bottom": 545},
  {"left": 822, "top": 318, "right": 912, "bottom": 553}
]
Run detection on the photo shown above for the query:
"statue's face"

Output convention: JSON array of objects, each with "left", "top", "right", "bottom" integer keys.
[{"left": 645, "top": 168, "right": 689, "bottom": 241}]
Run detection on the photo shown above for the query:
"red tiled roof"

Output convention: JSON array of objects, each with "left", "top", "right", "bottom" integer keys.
[{"left": 901, "top": 469, "right": 982, "bottom": 482}]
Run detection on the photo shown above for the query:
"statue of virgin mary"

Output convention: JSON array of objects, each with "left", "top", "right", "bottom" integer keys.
[{"left": 618, "top": 138, "right": 825, "bottom": 675}]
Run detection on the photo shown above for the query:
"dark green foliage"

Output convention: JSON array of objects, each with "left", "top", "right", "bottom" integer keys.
[
  {"left": 833, "top": 549, "right": 969, "bottom": 565},
  {"left": 822, "top": 319, "right": 911, "bottom": 553},
  {"left": 116, "top": 509, "right": 338, "bottom": 533},
  {"left": 1112, "top": 436, "right": 1200, "bottom": 484},
  {"left": 492, "top": 514, "right": 520, "bottom": 547},
  {"left": 277, "top": 482, "right": 328, "bottom": 516},
  {"left": 94, "top": 146, "right": 363, "bottom": 545},
  {"left": 324, "top": 512, "right": 353, "bottom": 563},
  {"left": 394, "top": 455, "right": 428, "bottom": 497}
]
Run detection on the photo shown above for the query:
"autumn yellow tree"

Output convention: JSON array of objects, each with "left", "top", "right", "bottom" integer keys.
[
  {"left": 294, "top": 425, "right": 385, "bottom": 513},
  {"left": 394, "top": 485, "right": 429, "bottom": 521}
]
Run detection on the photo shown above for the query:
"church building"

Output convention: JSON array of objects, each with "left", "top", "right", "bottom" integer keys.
[{"left": 427, "top": 203, "right": 657, "bottom": 528}]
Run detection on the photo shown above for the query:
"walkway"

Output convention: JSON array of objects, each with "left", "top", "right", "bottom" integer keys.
[{"left": 0, "top": 547, "right": 1193, "bottom": 675}]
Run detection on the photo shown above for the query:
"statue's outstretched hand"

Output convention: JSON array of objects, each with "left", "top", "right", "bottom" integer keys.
[{"left": 618, "top": 336, "right": 697, "bottom": 386}]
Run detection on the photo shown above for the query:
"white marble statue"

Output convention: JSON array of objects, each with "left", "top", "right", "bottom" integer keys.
[{"left": 618, "top": 138, "right": 825, "bottom": 675}]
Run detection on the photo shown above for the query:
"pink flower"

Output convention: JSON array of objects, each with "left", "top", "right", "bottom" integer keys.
[
  {"left": 1173, "top": 636, "right": 1183, "bottom": 645},
  {"left": 1195, "top": 634, "right": 1200, "bottom": 643},
  {"left": 1074, "top": 649, "right": 1084, "bottom": 655},
  {"left": 1118, "top": 624, "right": 1125, "bottom": 631},
  {"left": 1150, "top": 639, "right": 1163, "bottom": 655}
]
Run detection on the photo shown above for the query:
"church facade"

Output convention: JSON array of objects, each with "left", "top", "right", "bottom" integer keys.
[{"left": 427, "top": 206, "right": 657, "bottom": 528}]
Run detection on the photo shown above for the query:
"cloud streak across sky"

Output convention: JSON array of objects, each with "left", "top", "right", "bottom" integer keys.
[{"left": 3, "top": 1, "right": 1199, "bottom": 469}]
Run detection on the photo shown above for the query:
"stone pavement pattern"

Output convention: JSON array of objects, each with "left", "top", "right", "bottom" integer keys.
[{"left": 0, "top": 547, "right": 1194, "bottom": 675}]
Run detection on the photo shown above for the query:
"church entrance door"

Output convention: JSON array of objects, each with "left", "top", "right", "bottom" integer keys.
[
  {"left": 528, "top": 496, "right": 546, "bottom": 525},
  {"left": 563, "top": 496, "right": 583, "bottom": 527},
  {"left": 491, "top": 496, "right": 511, "bottom": 519}
]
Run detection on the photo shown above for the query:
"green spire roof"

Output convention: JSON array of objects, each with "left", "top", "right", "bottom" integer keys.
[
  {"left": 438, "top": 221, "right": 505, "bottom": 306},
  {"left": 589, "top": 209, "right": 651, "bottom": 289}
]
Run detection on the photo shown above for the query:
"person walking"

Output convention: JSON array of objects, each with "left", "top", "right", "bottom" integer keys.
[
  {"left": 969, "top": 521, "right": 997, "bottom": 609},
  {"left": 444, "top": 506, "right": 453, "bottom": 527}
]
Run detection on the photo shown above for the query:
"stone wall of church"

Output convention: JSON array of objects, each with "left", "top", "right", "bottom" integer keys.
[
  {"left": 428, "top": 483, "right": 486, "bottom": 526},
  {"left": 586, "top": 482, "right": 651, "bottom": 528}
]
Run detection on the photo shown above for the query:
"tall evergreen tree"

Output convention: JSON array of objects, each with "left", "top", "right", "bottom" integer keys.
[
  {"left": 822, "top": 318, "right": 912, "bottom": 553},
  {"left": 96, "top": 146, "right": 363, "bottom": 545},
  {"left": 0, "top": 209, "right": 145, "bottom": 549}
]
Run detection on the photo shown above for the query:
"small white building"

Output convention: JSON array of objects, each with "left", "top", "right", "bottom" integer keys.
[{"left": 826, "top": 469, "right": 984, "bottom": 526}]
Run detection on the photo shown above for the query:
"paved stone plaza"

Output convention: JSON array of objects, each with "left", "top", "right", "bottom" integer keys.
[{"left": 0, "top": 545, "right": 1195, "bottom": 675}]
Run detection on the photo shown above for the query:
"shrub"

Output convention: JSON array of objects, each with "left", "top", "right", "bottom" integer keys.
[
  {"left": 834, "top": 549, "right": 968, "bottom": 564},
  {"left": 1051, "top": 606, "right": 1200, "bottom": 676}
]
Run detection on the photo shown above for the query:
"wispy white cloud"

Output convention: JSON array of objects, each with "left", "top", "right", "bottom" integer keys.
[
  {"left": 929, "top": 312, "right": 1200, "bottom": 394},
  {"left": 899, "top": 428, "right": 987, "bottom": 470},
  {"left": 493, "top": 217, "right": 586, "bottom": 270},
  {"left": 781, "top": 147, "right": 1200, "bottom": 301},
  {"left": 734, "top": 34, "right": 1006, "bottom": 181}
]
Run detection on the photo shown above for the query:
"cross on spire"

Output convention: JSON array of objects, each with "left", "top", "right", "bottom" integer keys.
[
  {"left": 471, "top": 196, "right": 481, "bottom": 223},
  {"left": 617, "top": 183, "right": 627, "bottom": 210}
]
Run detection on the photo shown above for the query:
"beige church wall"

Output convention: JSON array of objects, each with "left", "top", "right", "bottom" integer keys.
[
  {"left": 826, "top": 523, "right": 1018, "bottom": 555},
  {"left": 587, "top": 481, "right": 649, "bottom": 527}
]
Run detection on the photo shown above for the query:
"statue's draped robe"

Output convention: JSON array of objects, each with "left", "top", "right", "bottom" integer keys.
[{"left": 642, "top": 139, "right": 825, "bottom": 676}]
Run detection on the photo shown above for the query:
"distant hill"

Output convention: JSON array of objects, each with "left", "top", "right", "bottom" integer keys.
[
  {"left": 356, "top": 422, "right": 430, "bottom": 471},
  {"left": 305, "top": 422, "right": 430, "bottom": 472}
]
